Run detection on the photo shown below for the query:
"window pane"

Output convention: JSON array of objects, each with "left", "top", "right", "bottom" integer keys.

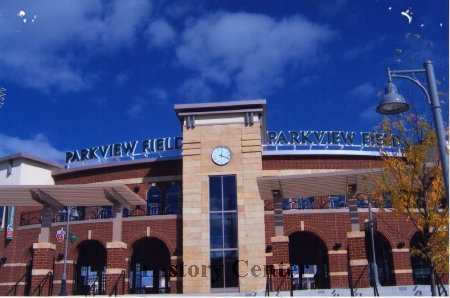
[
  {"left": 98, "top": 206, "right": 112, "bottom": 219},
  {"left": 282, "top": 199, "right": 290, "bottom": 210},
  {"left": 166, "top": 185, "right": 181, "bottom": 214},
  {"left": 210, "top": 213, "right": 223, "bottom": 249},
  {"left": 0, "top": 206, "right": 4, "bottom": 226},
  {"left": 210, "top": 251, "right": 224, "bottom": 288},
  {"left": 209, "top": 177, "right": 222, "bottom": 211},
  {"left": 147, "top": 187, "right": 161, "bottom": 215},
  {"left": 223, "top": 213, "right": 238, "bottom": 249},
  {"left": 222, "top": 176, "right": 237, "bottom": 211},
  {"left": 330, "top": 195, "right": 346, "bottom": 209},
  {"left": 224, "top": 251, "right": 239, "bottom": 288}
]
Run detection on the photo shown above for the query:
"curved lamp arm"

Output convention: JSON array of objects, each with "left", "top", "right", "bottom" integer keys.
[{"left": 390, "top": 74, "right": 431, "bottom": 104}]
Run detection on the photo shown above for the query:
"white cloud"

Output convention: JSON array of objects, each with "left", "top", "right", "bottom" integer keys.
[
  {"left": 176, "top": 12, "right": 334, "bottom": 98},
  {"left": 145, "top": 19, "right": 176, "bottom": 48},
  {"left": 359, "top": 104, "right": 382, "bottom": 122},
  {"left": 0, "top": 133, "right": 65, "bottom": 162},
  {"left": 0, "top": 0, "right": 152, "bottom": 92},
  {"left": 126, "top": 102, "right": 145, "bottom": 118},
  {"left": 179, "top": 78, "right": 213, "bottom": 101},
  {"left": 348, "top": 82, "right": 376, "bottom": 100}
]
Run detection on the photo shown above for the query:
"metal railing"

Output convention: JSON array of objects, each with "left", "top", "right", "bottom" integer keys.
[
  {"left": 20, "top": 204, "right": 182, "bottom": 226},
  {"left": 109, "top": 270, "right": 126, "bottom": 297},
  {"left": 30, "top": 271, "right": 53, "bottom": 296},
  {"left": 5, "top": 272, "right": 27, "bottom": 296},
  {"left": 263, "top": 197, "right": 395, "bottom": 211},
  {"left": 435, "top": 270, "right": 448, "bottom": 296}
]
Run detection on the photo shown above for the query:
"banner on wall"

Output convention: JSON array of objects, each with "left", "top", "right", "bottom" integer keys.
[{"left": 6, "top": 206, "right": 15, "bottom": 240}]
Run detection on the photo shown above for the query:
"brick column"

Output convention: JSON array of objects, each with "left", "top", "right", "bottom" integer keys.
[
  {"left": 105, "top": 242, "right": 128, "bottom": 295},
  {"left": 30, "top": 243, "right": 55, "bottom": 296},
  {"left": 391, "top": 248, "right": 414, "bottom": 285},
  {"left": 347, "top": 231, "right": 370, "bottom": 288},
  {"left": 328, "top": 249, "right": 349, "bottom": 288},
  {"left": 269, "top": 236, "right": 290, "bottom": 292}
]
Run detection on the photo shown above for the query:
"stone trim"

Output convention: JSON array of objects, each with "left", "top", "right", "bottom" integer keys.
[
  {"left": 265, "top": 252, "right": 273, "bottom": 257},
  {"left": 328, "top": 250, "right": 348, "bottom": 255},
  {"left": 350, "top": 259, "right": 368, "bottom": 266},
  {"left": 32, "top": 243, "right": 56, "bottom": 250},
  {"left": 270, "top": 236, "right": 289, "bottom": 243},
  {"left": 329, "top": 271, "right": 348, "bottom": 276},
  {"left": 392, "top": 248, "right": 410, "bottom": 253},
  {"left": 394, "top": 269, "right": 413, "bottom": 274},
  {"left": 3, "top": 263, "right": 28, "bottom": 267},
  {"left": 106, "top": 268, "right": 127, "bottom": 274},
  {"left": 0, "top": 282, "right": 26, "bottom": 286},
  {"left": 106, "top": 242, "right": 127, "bottom": 249},
  {"left": 55, "top": 260, "right": 74, "bottom": 265},
  {"left": 272, "top": 263, "right": 291, "bottom": 269},
  {"left": 32, "top": 269, "right": 53, "bottom": 276},
  {"left": 347, "top": 231, "right": 365, "bottom": 238},
  {"left": 52, "top": 280, "right": 74, "bottom": 284},
  {"left": 171, "top": 256, "right": 182, "bottom": 260}
]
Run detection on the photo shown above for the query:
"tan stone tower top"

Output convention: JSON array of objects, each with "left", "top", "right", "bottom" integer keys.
[{"left": 175, "top": 100, "right": 267, "bottom": 293}]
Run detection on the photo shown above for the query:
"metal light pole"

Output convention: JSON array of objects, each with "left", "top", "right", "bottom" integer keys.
[
  {"left": 368, "top": 198, "right": 380, "bottom": 296},
  {"left": 376, "top": 60, "right": 449, "bottom": 202},
  {"left": 59, "top": 206, "right": 71, "bottom": 296}
]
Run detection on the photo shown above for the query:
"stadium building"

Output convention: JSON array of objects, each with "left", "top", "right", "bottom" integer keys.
[{"left": 0, "top": 100, "right": 447, "bottom": 295}]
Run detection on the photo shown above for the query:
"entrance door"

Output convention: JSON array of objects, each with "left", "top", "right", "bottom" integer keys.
[
  {"left": 130, "top": 237, "right": 170, "bottom": 294},
  {"left": 365, "top": 231, "right": 395, "bottom": 286},
  {"left": 289, "top": 232, "right": 330, "bottom": 290},
  {"left": 75, "top": 240, "right": 107, "bottom": 295}
]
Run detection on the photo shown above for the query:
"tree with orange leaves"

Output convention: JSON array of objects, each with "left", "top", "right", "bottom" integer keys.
[{"left": 368, "top": 113, "right": 448, "bottom": 296}]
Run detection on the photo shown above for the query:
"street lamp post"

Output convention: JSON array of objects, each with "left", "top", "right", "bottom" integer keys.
[
  {"left": 376, "top": 60, "right": 449, "bottom": 201},
  {"left": 59, "top": 206, "right": 74, "bottom": 296},
  {"left": 367, "top": 198, "right": 380, "bottom": 296}
]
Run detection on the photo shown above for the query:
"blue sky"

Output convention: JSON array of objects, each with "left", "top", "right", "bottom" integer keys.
[{"left": 0, "top": 0, "right": 448, "bottom": 163}]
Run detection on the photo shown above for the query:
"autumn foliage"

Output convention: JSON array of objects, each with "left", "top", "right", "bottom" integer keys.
[{"left": 369, "top": 114, "right": 448, "bottom": 273}]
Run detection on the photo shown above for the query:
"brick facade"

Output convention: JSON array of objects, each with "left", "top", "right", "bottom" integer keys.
[{"left": 0, "top": 153, "right": 447, "bottom": 295}]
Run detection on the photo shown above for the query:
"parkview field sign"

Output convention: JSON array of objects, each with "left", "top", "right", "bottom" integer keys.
[
  {"left": 65, "top": 130, "right": 401, "bottom": 166},
  {"left": 65, "top": 136, "right": 183, "bottom": 165},
  {"left": 267, "top": 130, "right": 401, "bottom": 149}
]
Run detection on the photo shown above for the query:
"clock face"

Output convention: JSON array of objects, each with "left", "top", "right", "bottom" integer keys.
[{"left": 211, "top": 146, "right": 232, "bottom": 166}]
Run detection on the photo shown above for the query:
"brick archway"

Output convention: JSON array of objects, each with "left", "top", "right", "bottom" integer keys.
[
  {"left": 288, "top": 231, "right": 330, "bottom": 290},
  {"left": 129, "top": 237, "right": 171, "bottom": 294}
]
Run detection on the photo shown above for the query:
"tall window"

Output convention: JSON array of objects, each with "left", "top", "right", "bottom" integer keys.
[
  {"left": 0, "top": 206, "right": 4, "bottom": 228},
  {"left": 147, "top": 187, "right": 161, "bottom": 215},
  {"left": 165, "top": 185, "right": 181, "bottom": 214},
  {"left": 209, "top": 176, "right": 238, "bottom": 289}
]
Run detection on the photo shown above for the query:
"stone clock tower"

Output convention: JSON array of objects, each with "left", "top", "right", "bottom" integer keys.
[{"left": 175, "top": 100, "right": 267, "bottom": 293}]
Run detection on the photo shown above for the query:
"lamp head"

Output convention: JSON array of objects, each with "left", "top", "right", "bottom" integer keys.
[{"left": 376, "top": 82, "right": 410, "bottom": 115}]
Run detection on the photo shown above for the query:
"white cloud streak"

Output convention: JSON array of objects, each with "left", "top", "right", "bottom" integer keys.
[
  {"left": 0, "top": 133, "right": 65, "bottom": 162},
  {"left": 0, "top": 0, "right": 152, "bottom": 92},
  {"left": 348, "top": 82, "right": 376, "bottom": 100},
  {"left": 145, "top": 19, "right": 176, "bottom": 48},
  {"left": 176, "top": 12, "right": 334, "bottom": 98}
]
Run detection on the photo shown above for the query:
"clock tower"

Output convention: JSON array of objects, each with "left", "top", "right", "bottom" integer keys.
[{"left": 175, "top": 100, "right": 267, "bottom": 293}]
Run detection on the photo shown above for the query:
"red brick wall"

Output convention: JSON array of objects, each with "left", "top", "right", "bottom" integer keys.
[
  {"left": 53, "top": 159, "right": 182, "bottom": 184},
  {"left": 262, "top": 155, "right": 382, "bottom": 170}
]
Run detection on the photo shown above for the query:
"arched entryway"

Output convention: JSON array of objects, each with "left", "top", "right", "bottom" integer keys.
[
  {"left": 365, "top": 232, "right": 395, "bottom": 286},
  {"left": 289, "top": 232, "right": 330, "bottom": 290},
  {"left": 410, "top": 232, "right": 431, "bottom": 285},
  {"left": 75, "top": 240, "right": 107, "bottom": 295},
  {"left": 130, "top": 237, "right": 170, "bottom": 294}
]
